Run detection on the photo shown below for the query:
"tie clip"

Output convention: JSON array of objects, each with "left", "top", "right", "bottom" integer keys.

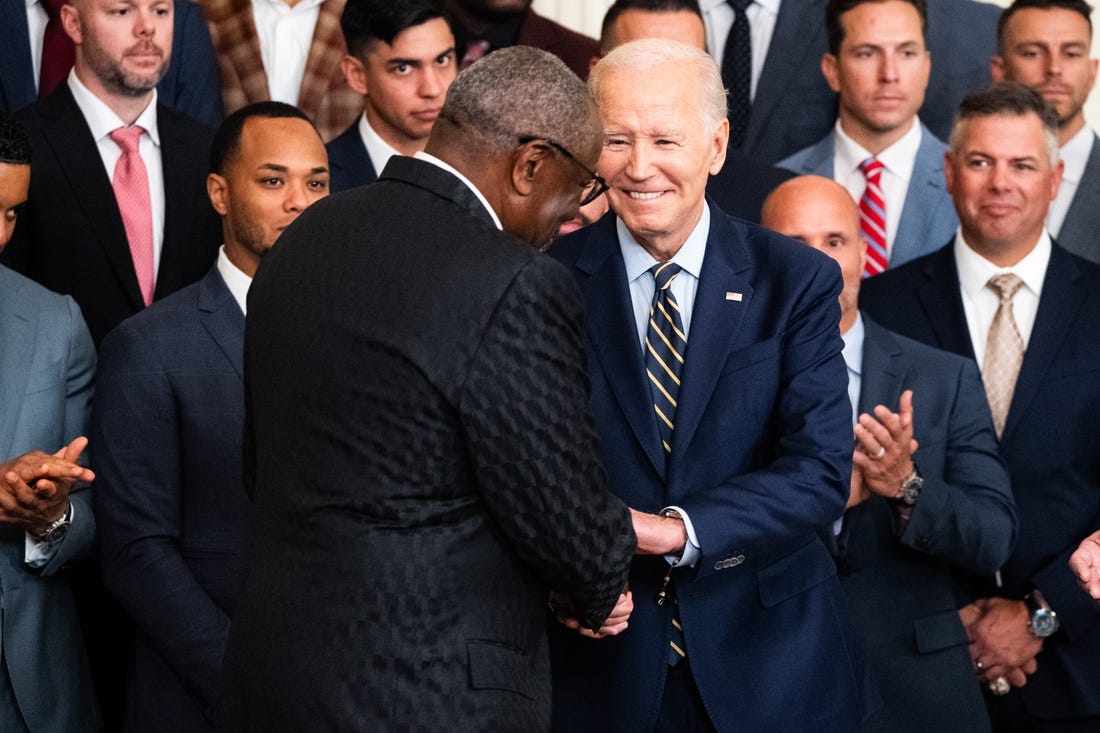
[{"left": 725, "top": 292, "right": 743, "bottom": 302}]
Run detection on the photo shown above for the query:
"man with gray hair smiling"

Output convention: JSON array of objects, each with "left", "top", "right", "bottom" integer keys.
[
  {"left": 547, "top": 38, "right": 876, "bottom": 732},
  {"left": 218, "top": 46, "right": 636, "bottom": 732}
]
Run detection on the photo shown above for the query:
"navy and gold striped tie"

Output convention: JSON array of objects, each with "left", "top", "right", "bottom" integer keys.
[{"left": 646, "top": 262, "right": 687, "bottom": 459}]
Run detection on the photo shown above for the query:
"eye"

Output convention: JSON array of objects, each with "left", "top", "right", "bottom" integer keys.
[
  {"left": 394, "top": 63, "right": 412, "bottom": 75},
  {"left": 828, "top": 238, "right": 844, "bottom": 248},
  {"left": 261, "top": 177, "right": 284, "bottom": 187},
  {"left": 604, "top": 138, "right": 628, "bottom": 151},
  {"left": 966, "top": 158, "right": 990, "bottom": 169},
  {"left": 435, "top": 53, "right": 453, "bottom": 67},
  {"left": 308, "top": 179, "right": 329, "bottom": 191}
]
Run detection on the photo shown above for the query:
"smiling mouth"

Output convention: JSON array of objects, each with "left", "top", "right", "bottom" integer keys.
[{"left": 627, "top": 191, "right": 664, "bottom": 200}]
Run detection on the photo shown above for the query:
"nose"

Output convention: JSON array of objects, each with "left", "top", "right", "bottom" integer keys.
[
  {"left": 626, "top": 143, "right": 654, "bottom": 180},
  {"left": 880, "top": 52, "right": 899, "bottom": 82},
  {"left": 420, "top": 68, "right": 446, "bottom": 98},
  {"left": 134, "top": 8, "right": 156, "bottom": 36},
  {"left": 989, "top": 161, "right": 1012, "bottom": 191},
  {"left": 284, "top": 181, "right": 311, "bottom": 214}
]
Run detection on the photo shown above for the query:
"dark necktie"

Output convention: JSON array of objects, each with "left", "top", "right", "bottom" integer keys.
[
  {"left": 645, "top": 262, "right": 687, "bottom": 460},
  {"left": 722, "top": 0, "right": 754, "bottom": 149},
  {"left": 39, "top": 0, "right": 75, "bottom": 99}
]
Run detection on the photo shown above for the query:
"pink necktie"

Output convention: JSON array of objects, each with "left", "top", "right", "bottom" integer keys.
[
  {"left": 859, "top": 157, "right": 888, "bottom": 278},
  {"left": 110, "top": 126, "right": 155, "bottom": 306}
]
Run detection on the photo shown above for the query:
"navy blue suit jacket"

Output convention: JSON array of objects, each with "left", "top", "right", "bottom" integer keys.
[
  {"left": 92, "top": 266, "right": 248, "bottom": 732},
  {"left": 0, "top": 0, "right": 223, "bottom": 127},
  {"left": 705, "top": 150, "right": 795, "bottom": 224},
  {"left": 860, "top": 242, "right": 1100, "bottom": 721},
  {"left": 325, "top": 122, "right": 377, "bottom": 193},
  {"left": 837, "top": 315, "right": 1015, "bottom": 733},
  {"left": 1056, "top": 132, "right": 1100, "bottom": 265},
  {"left": 547, "top": 207, "right": 876, "bottom": 732}
]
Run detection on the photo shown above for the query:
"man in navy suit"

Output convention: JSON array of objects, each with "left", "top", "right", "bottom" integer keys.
[
  {"left": 862, "top": 83, "right": 1100, "bottom": 732},
  {"left": 91, "top": 102, "right": 329, "bottom": 733},
  {"left": 327, "top": 0, "right": 456, "bottom": 192},
  {"left": 779, "top": 0, "right": 957, "bottom": 273},
  {"left": 0, "top": 0, "right": 223, "bottom": 127},
  {"left": 548, "top": 39, "right": 875, "bottom": 732},
  {"left": 0, "top": 111, "right": 100, "bottom": 733},
  {"left": 763, "top": 174, "right": 1017, "bottom": 733},
  {"left": 992, "top": 0, "right": 1100, "bottom": 265}
]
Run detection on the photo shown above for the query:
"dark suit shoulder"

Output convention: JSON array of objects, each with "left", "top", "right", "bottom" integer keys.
[
  {"left": 707, "top": 152, "right": 796, "bottom": 223},
  {"left": 99, "top": 274, "right": 209, "bottom": 349},
  {"left": 862, "top": 314, "right": 971, "bottom": 374}
]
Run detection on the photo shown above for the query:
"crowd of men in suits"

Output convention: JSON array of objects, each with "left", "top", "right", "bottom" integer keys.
[{"left": 2, "top": 0, "right": 1100, "bottom": 731}]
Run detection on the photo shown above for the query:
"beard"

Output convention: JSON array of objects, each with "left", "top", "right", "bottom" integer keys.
[{"left": 81, "top": 30, "right": 169, "bottom": 97}]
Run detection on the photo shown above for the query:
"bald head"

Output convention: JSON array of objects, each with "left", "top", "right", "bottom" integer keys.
[{"left": 762, "top": 176, "right": 866, "bottom": 333}]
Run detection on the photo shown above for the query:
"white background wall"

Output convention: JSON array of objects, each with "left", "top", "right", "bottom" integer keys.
[{"left": 531, "top": 0, "right": 1100, "bottom": 128}]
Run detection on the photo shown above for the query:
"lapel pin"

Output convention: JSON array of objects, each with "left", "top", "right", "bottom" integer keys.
[{"left": 725, "top": 292, "right": 743, "bottom": 302}]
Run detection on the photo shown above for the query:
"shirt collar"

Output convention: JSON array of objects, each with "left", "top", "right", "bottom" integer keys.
[
  {"left": 617, "top": 201, "right": 710, "bottom": 283},
  {"left": 842, "top": 311, "right": 864, "bottom": 377},
  {"left": 699, "top": 0, "right": 781, "bottom": 13},
  {"left": 216, "top": 245, "right": 253, "bottom": 315},
  {"left": 413, "top": 151, "right": 502, "bottom": 230},
  {"left": 67, "top": 69, "right": 160, "bottom": 146},
  {"left": 954, "top": 228, "right": 1051, "bottom": 301},
  {"left": 1059, "top": 124, "right": 1094, "bottom": 186},
  {"left": 834, "top": 116, "right": 921, "bottom": 183},
  {"left": 256, "top": 0, "right": 323, "bottom": 11},
  {"left": 358, "top": 113, "right": 402, "bottom": 175}
]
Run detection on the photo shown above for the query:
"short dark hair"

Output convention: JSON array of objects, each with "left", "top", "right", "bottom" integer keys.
[
  {"left": 341, "top": 0, "right": 449, "bottom": 59},
  {"left": 826, "top": 0, "right": 927, "bottom": 56},
  {"left": 997, "top": 0, "right": 1094, "bottom": 54},
  {"left": 209, "top": 102, "right": 318, "bottom": 175},
  {"left": 0, "top": 113, "right": 32, "bottom": 167},
  {"left": 600, "top": 0, "right": 703, "bottom": 47},
  {"left": 949, "top": 82, "right": 1061, "bottom": 161}
]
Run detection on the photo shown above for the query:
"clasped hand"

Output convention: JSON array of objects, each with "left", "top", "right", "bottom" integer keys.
[{"left": 0, "top": 436, "right": 93, "bottom": 534}]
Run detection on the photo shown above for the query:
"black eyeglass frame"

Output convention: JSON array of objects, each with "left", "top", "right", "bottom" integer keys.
[{"left": 517, "top": 135, "right": 609, "bottom": 207}]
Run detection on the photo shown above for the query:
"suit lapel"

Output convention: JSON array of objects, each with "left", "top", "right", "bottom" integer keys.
[
  {"left": 915, "top": 245, "right": 974, "bottom": 359},
  {"left": 0, "top": 3, "right": 35, "bottom": 110},
  {"left": 797, "top": 133, "right": 835, "bottom": 176},
  {"left": 0, "top": 275, "right": 34, "bottom": 460},
  {"left": 156, "top": 106, "right": 205, "bottom": 298},
  {"left": 38, "top": 86, "right": 145, "bottom": 310},
  {"left": 858, "top": 318, "right": 906, "bottom": 415},
  {"left": 1000, "top": 246, "right": 1083, "bottom": 443},
  {"left": 198, "top": 268, "right": 246, "bottom": 379},
  {"left": 669, "top": 209, "right": 754, "bottom": 468},
  {"left": 893, "top": 126, "right": 949, "bottom": 266},
  {"left": 576, "top": 221, "right": 666, "bottom": 477},
  {"left": 744, "top": 0, "right": 826, "bottom": 150},
  {"left": 216, "top": 0, "right": 271, "bottom": 102}
]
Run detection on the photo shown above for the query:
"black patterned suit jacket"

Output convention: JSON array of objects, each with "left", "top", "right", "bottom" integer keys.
[{"left": 219, "top": 155, "right": 635, "bottom": 731}]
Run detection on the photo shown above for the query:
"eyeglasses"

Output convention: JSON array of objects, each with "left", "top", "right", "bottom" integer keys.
[{"left": 518, "top": 136, "right": 609, "bottom": 207}]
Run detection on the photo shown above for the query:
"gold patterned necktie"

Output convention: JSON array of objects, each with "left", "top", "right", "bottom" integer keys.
[{"left": 982, "top": 273, "right": 1025, "bottom": 437}]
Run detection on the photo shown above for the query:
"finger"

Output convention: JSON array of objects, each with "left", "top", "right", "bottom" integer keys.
[
  {"left": 57, "top": 436, "right": 89, "bottom": 464},
  {"left": 983, "top": 664, "right": 1013, "bottom": 682},
  {"left": 1021, "top": 658, "right": 1038, "bottom": 676},
  {"left": 856, "top": 413, "right": 894, "bottom": 446},
  {"left": 898, "top": 390, "right": 914, "bottom": 429},
  {"left": 871, "top": 404, "right": 902, "bottom": 434},
  {"left": 1005, "top": 668, "right": 1028, "bottom": 688}
]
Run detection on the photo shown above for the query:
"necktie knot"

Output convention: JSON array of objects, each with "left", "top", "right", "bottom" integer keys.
[
  {"left": 110, "top": 125, "right": 144, "bottom": 154},
  {"left": 729, "top": 0, "right": 753, "bottom": 12},
  {"left": 860, "top": 157, "right": 884, "bottom": 180},
  {"left": 987, "top": 273, "right": 1024, "bottom": 303},
  {"left": 651, "top": 262, "right": 682, "bottom": 291}
]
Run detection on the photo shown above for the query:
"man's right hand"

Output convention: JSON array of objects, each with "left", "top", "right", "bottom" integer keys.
[{"left": 0, "top": 437, "right": 93, "bottom": 532}]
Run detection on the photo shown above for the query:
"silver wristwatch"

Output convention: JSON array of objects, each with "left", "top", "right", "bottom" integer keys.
[
  {"left": 29, "top": 502, "right": 72, "bottom": 545},
  {"left": 1025, "top": 589, "right": 1059, "bottom": 638}
]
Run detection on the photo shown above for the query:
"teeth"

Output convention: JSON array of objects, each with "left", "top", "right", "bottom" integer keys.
[{"left": 629, "top": 191, "right": 662, "bottom": 200}]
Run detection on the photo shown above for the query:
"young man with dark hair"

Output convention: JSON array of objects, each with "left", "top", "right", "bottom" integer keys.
[{"left": 327, "top": 0, "right": 456, "bottom": 192}]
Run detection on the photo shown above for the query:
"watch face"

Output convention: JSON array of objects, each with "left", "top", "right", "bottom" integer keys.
[
  {"left": 43, "top": 523, "right": 68, "bottom": 545},
  {"left": 902, "top": 477, "right": 923, "bottom": 505},
  {"left": 1030, "top": 611, "right": 1058, "bottom": 638}
]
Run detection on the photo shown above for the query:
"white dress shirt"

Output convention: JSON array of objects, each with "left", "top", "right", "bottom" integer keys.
[
  {"left": 617, "top": 206, "right": 711, "bottom": 566},
  {"left": 699, "top": 0, "right": 781, "bottom": 101},
  {"left": 834, "top": 118, "right": 922, "bottom": 256},
  {"left": 1048, "top": 124, "right": 1094, "bottom": 239},
  {"left": 251, "top": 0, "right": 324, "bottom": 106},
  {"left": 358, "top": 113, "right": 402, "bottom": 177},
  {"left": 24, "top": 0, "right": 48, "bottom": 90},
  {"left": 217, "top": 245, "right": 254, "bottom": 315},
  {"left": 954, "top": 230, "right": 1051, "bottom": 369},
  {"left": 68, "top": 70, "right": 166, "bottom": 278}
]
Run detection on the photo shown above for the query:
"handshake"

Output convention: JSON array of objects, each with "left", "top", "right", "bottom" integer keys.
[{"left": 550, "top": 508, "right": 689, "bottom": 639}]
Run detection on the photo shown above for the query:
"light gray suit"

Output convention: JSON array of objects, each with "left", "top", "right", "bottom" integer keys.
[
  {"left": 778, "top": 123, "right": 957, "bottom": 269},
  {"left": 0, "top": 264, "right": 99, "bottom": 733},
  {"left": 1055, "top": 132, "right": 1100, "bottom": 265}
]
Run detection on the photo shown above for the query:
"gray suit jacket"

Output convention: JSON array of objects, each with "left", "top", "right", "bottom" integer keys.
[
  {"left": 0, "top": 265, "right": 99, "bottom": 733},
  {"left": 1055, "top": 132, "right": 1100, "bottom": 265},
  {"left": 779, "top": 123, "right": 957, "bottom": 269},
  {"left": 835, "top": 316, "right": 1016, "bottom": 733}
]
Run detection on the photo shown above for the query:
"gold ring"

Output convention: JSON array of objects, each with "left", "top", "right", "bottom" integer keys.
[{"left": 988, "top": 676, "right": 1011, "bottom": 696}]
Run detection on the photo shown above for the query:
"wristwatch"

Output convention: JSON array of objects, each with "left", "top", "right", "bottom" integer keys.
[
  {"left": 29, "top": 502, "right": 72, "bottom": 546},
  {"left": 895, "top": 469, "right": 923, "bottom": 506},
  {"left": 1025, "top": 589, "right": 1059, "bottom": 638}
]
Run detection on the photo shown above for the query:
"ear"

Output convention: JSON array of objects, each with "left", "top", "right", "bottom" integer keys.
[
  {"left": 341, "top": 55, "right": 369, "bottom": 96},
  {"left": 858, "top": 235, "right": 868, "bottom": 273},
  {"left": 1088, "top": 57, "right": 1098, "bottom": 94},
  {"left": 61, "top": 3, "right": 82, "bottom": 44},
  {"left": 1050, "top": 158, "right": 1065, "bottom": 203},
  {"left": 990, "top": 55, "right": 1006, "bottom": 82},
  {"left": 509, "top": 141, "right": 551, "bottom": 198},
  {"left": 207, "top": 173, "right": 229, "bottom": 216},
  {"left": 821, "top": 53, "right": 841, "bottom": 94},
  {"left": 708, "top": 117, "right": 730, "bottom": 176},
  {"left": 943, "top": 151, "right": 957, "bottom": 197}
]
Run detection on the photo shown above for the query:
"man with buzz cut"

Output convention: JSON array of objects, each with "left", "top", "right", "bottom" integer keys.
[
  {"left": 780, "top": 0, "right": 957, "bottom": 276},
  {"left": 327, "top": 0, "right": 456, "bottom": 192},
  {"left": 992, "top": 0, "right": 1100, "bottom": 264}
]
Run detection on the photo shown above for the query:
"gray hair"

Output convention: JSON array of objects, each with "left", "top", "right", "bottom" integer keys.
[
  {"left": 589, "top": 38, "right": 728, "bottom": 134},
  {"left": 949, "top": 82, "right": 1061, "bottom": 166},
  {"left": 438, "top": 46, "right": 597, "bottom": 156}
]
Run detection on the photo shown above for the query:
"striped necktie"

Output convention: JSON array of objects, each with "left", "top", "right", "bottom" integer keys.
[
  {"left": 645, "top": 262, "right": 687, "bottom": 459},
  {"left": 859, "top": 157, "right": 888, "bottom": 278}
]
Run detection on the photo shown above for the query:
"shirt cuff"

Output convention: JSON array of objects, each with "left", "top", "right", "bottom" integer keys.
[{"left": 661, "top": 505, "right": 701, "bottom": 567}]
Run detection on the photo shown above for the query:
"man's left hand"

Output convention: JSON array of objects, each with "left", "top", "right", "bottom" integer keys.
[
  {"left": 961, "top": 597, "right": 1043, "bottom": 685},
  {"left": 0, "top": 437, "right": 93, "bottom": 533},
  {"left": 1070, "top": 531, "right": 1100, "bottom": 600},
  {"left": 551, "top": 589, "right": 633, "bottom": 638}
]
